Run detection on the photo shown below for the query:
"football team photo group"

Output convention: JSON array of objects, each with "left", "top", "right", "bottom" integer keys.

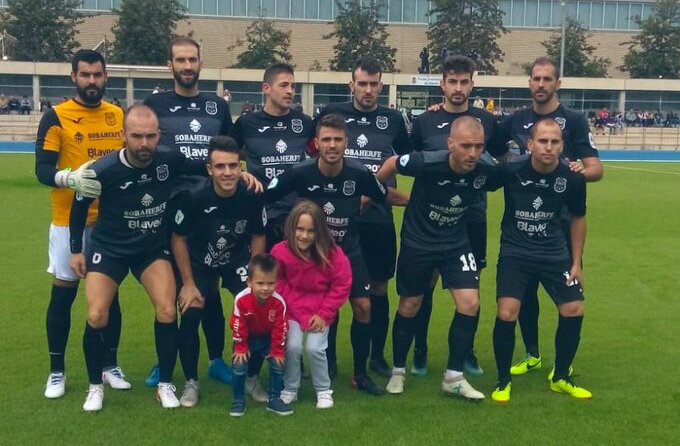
[{"left": 36, "top": 36, "right": 603, "bottom": 417}]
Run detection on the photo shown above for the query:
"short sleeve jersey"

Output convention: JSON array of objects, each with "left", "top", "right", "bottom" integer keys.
[
  {"left": 495, "top": 156, "right": 587, "bottom": 262},
  {"left": 172, "top": 181, "right": 266, "bottom": 271},
  {"left": 499, "top": 104, "right": 599, "bottom": 161},
  {"left": 315, "top": 103, "right": 412, "bottom": 224},
  {"left": 230, "top": 109, "right": 313, "bottom": 220},
  {"left": 79, "top": 147, "right": 203, "bottom": 257},
  {"left": 265, "top": 157, "right": 387, "bottom": 256},
  {"left": 35, "top": 99, "right": 124, "bottom": 226},
  {"left": 396, "top": 150, "right": 500, "bottom": 251}
]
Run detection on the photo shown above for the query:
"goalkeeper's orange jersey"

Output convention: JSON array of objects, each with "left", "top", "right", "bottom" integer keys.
[{"left": 36, "top": 99, "right": 124, "bottom": 226}]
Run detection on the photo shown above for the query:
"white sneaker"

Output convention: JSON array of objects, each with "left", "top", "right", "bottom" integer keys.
[
  {"left": 386, "top": 372, "right": 405, "bottom": 394},
  {"left": 245, "top": 376, "right": 268, "bottom": 403},
  {"left": 316, "top": 390, "right": 334, "bottom": 409},
  {"left": 280, "top": 389, "right": 298, "bottom": 405},
  {"left": 157, "top": 383, "right": 180, "bottom": 409},
  {"left": 44, "top": 373, "right": 66, "bottom": 399},
  {"left": 179, "top": 380, "right": 200, "bottom": 408},
  {"left": 102, "top": 366, "right": 132, "bottom": 390},
  {"left": 441, "top": 375, "right": 485, "bottom": 401},
  {"left": 83, "top": 384, "right": 104, "bottom": 412}
]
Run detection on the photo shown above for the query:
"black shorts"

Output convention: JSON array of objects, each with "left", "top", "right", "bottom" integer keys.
[
  {"left": 358, "top": 221, "right": 397, "bottom": 282},
  {"left": 220, "top": 261, "right": 249, "bottom": 296},
  {"left": 496, "top": 256, "right": 583, "bottom": 305},
  {"left": 396, "top": 244, "right": 480, "bottom": 297},
  {"left": 466, "top": 219, "right": 487, "bottom": 270},
  {"left": 265, "top": 214, "right": 287, "bottom": 252},
  {"left": 86, "top": 244, "right": 171, "bottom": 285},
  {"left": 347, "top": 251, "right": 371, "bottom": 299}
]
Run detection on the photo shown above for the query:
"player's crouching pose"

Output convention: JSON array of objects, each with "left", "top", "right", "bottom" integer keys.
[
  {"left": 229, "top": 254, "right": 291, "bottom": 417},
  {"left": 377, "top": 116, "right": 497, "bottom": 401},
  {"left": 489, "top": 119, "right": 591, "bottom": 403}
]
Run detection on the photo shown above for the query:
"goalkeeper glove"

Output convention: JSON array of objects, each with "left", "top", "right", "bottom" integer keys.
[{"left": 54, "top": 160, "right": 101, "bottom": 198}]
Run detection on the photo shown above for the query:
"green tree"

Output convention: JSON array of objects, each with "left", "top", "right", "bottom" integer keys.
[
  {"left": 110, "top": 0, "right": 186, "bottom": 65},
  {"left": 229, "top": 16, "right": 293, "bottom": 69},
  {"left": 324, "top": 0, "right": 397, "bottom": 72},
  {"left": 541, "top": 17, "right": 610, "bottom": 77},
  {"left": 427, "top": 0, "right": 507, "bottom": 74},
  {"left": 621, "top": 0, "right": 680, "bottom": 79},
  {"left": 0, "top": 0, "right": 83, "bottom": 62}
]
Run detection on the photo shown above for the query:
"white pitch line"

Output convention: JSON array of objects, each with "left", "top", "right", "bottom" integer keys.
[{"left": 606, "top": 165, "right": 680, "bottom": 176}]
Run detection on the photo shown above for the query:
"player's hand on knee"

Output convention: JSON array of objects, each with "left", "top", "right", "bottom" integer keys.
[
  {"left": 233, "top": 351, "right": 249, "bottom": 365},
  {"left": 178, "top": 284, "right": 203, "bottom": 314},
  {"left": 55, "top": 160, "right": 102, "bottom": 198},
  {"left": 566, "top": 265, "right": 583, "bottom": 290},
  {"left": 270, "top": 356, "right": 285, "bottom": 367},
  {"left": 240, "top": 172, "right": 263, "bottom": 193},
  {"left": 70, "top": 253, "right": 87, "bottom": 278}
]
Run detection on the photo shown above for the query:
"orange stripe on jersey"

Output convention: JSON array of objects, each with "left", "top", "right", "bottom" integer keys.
[{"left": 36, "top": 99, "right": 124, "bottom": 226}]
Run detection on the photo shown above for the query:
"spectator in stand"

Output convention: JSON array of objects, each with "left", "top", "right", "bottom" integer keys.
[
  {"left": 0, "top": 94, "right": 8, "bottom": 114},
  {"left": 20, "top": 95, "right": 32, "bottom": 115},
  {"left": 485, "top": 98, "right": 495, "bottom": 114},
  {"left": 419, "top": 47, "right": 430, "bottom": 74},
  {"left": 8, "top": 96, "right": 20, "bottom": 114},
  {"left": 222, "top": 89, "right": 232, "bottom": 104},
  {"left": 654, "top": 111, "right": 664, "bottom": 127},
  {"left": 625, "top": 110, "right": 637, "bottom": 127},
  {"left": 39, "top": 98, "right": 52, "bottom": 112},
  {"left": 473, "top": 97, "right": 485, "bottom": 109},
  {"left": 241, "top": 100, "right": 251, "bottom": 115}
]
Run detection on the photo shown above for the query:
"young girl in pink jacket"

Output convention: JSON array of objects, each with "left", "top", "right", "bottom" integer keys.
[{"left": 270, "top": 200, "right": 351, "bottom": 409}]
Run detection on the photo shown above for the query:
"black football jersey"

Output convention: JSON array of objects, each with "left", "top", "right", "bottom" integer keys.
[
  {"left": 230, "top": 109, "right": 313, "bottom": 220},
  {"left": 396, "top": 150, "right": 499, "bottom": 251},
  {"left": 315, "top": 103, "right": 411, "bottom": 224},
  {"left": 172, "top": 181, "right": 266, "bottom": 271},
  {"left": 70, "top": 147, "right": 206, "bottom": 256},
  {"left": 264, "top": 157, "right": 387, "bottom": 256},
  {"left": 491, "top": 155, "right": 587, "bottom": 262}
]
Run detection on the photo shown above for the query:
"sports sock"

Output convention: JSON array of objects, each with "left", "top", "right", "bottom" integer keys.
[
  {"left": 178, "top": 308, "right": 202, "bottom": 381},
  {"left": 201, "top": 291, "right": 225, "bottom": 361},
  {"left": 46, "top": 285, "right": 78, "bottom": 373},
  {"left": 327, "top": 315, "right": 339, "bottom": 370},
  {"left": 469, "top": 307, "right": 480, "bottom": 357},
  {"left": 155, "top": 319, "right": 179, "bottom": 383},
  {"left": 103, "top": 292, "right": 122, "bottom": 369},
  {"left": 350, "top": 318, "right": 371, "bottom": 376},
  {"left": 518, "top": 278, "right": 540, "bottom": 357},
  {"left": 83, "top": 322, "right": 105, "bottom": 385},
  {"left": 447, "top": 312, "right": 476, "bottom": 372},
  {"left": 493, "top": 318, "right": 516, "bottom": 384},
  {"left": 392, "top": 312, "right": 415, "bottom": 369},
  {"left": 554, "top": 315, "right": 583, "bottom": 381},
  {"left": 413, "top": 287, "right": 433, "bottom": 355},
  {"left": 369, "top": 293, "right": 389, "bottom": 361}
]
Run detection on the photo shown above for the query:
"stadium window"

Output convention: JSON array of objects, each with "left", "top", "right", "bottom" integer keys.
[
  {"left": 525, "top": 1, "right": 538, "bottom": 27},
  {"left": 276, "top": 0, "right": 289, "bottom": 17},
  {"left": 217, "top": 0, "right": 231, "bottom": 15},
  {"left": 511, "top": 0, "right": 525, "bottom": 26},
  {"left": 234, "top": 0, "right": 246, "bottom": 16},
  {"left": 552, "top": 0, "right": 562, "bottom": 26},
  {"left": 291, "top": 0, "right": 303, "bottom": 18},
  {"left": 82, "top": 0, "right": 96, "bottom": 9},
  {"left": 416, "top": 0, "right": 429, "bottom": 23},
  {"left": 112, "top": 0, "right": 121, "bottom": 9},
  {"left": 203, "top": 0, "right": 217, "bottom": 14},
  {"left": 603, "top": 2, "right": 617, "bottom": 29},
  {"left": 262, "top": 0, "right": 275, "bottom": 16},
  {"left": 577, "top": 1, "right": 590, "bottom": 27},
  {"left": 537, "top": 0, "right": 551, "bottom": 27},
  {"left": 304, "top": 0, "right": 318, "bottom": 19},
  {"left": 95, "top": 0, "right": 111, "bottom": 10},
  {"left": 617, "top": 1, "right": 630, "bottom": 30},
  {"left": 389, "top": 0, "right": 403, "bottom": 22},
  {"left": 247, "top": 0, "right": 261, "bottom": 16},
  {"left": 402, "top": 0, "right": 415, "bottom": 22},
  {"left": 188, "top": 0, "right": 202, "bottom": 14},
  {"left": 629, "top": 3, "right": 642, "bottom": 29},
  {"left": 591, "top": 2, "right": 604, "bottom": 29},
  {"left": 376, "top": 0, "right": 388, "bottom": 21},
  {"left": 319, "top": 0, "right": 333, "bottom": 20},
  {"left": 499, "top": 0, "right": 512, "bottom": 26},
  {"left": 565, "top": 0, "right": 577, "bottom": 21}
]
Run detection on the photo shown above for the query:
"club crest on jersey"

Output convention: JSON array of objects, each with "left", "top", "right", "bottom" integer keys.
[
  {"left": 156, "top": 164, "right": 169, "bottom": 181},
  {"left": 399, "top": 154, "right": 410, "bottom": 166},
  {"left": 450, "top": 195, "right": 462, "bottom": 206},
  {"left": 234, "top": 219, "right": 248, "bottom": 234},
  {"left": 268, "top": 310, "right": 276, "bottom": 322},
  {"left": 205, "top": 101, "right": 218, "bottom": 115},
  {"left": 105, "top": 112, "right": 116, "bottom": 126},
  {"left": 175, "top": 210, "right": 184, "bottom": 225},
  {"left": 357, "top": 134, "right": 368, "bottom": 148},
  {"left": 554, "top": 117, "right": 566, "bottom": 130},
  {"left": 554, "top": 177, "right": 567, "bottom": 193},
  {"left": 342, "top": 180, "right": 356, "bottom": 196},
  {"left": 291, "top": 118, "right": 303, "bottom": 134},
  {"left": 376, "top": 115, "right": 388, "bottom": 130},
  {"left": 323, "top": 202, "right": 335, "bottom": 215},
  {"left": 473, "top": 175, "right": 487, "bottom": 189},
  {"left": 275, "top": 139, "right": 288, "bottom": 153}
]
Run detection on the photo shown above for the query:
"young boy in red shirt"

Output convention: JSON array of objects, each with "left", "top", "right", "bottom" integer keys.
[{"left": 230, "top": 254, "right": 291, "bottom": 416}]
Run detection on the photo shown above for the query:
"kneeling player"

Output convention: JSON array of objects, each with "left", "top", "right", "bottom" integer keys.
[
  {"left": 490, "top": 119, "right": 591, "bottom": 403},
  {"left": 377, "top": 116, "right": 496, "bottom": 401},
  {"left": 170, "top": 135, "right": 266, "bottom": 407}
]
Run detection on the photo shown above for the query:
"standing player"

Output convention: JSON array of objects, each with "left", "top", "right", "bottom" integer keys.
[
  {"left": 230, "top": 63, "right": 313, "bottom": 250},
  {"left": 144, "top": 36, "right": 235, "bottom": 386},
  {"left": 377, "top": 116, "right": 493, "bottom": 400},
  {"left": 409, "top": 55, "right": 506, "bottom": 377},
  {"left": 35, "top": 49, "right": 129, "bottom": 399},
  {"left": 266, "top": 114, "right": 407, "bottom": 396},
  {"left": 314, "top": 57, "right": 411, "bottom": 378},
  {"left": 499, "top": 57, "right": 602, "bottom": 377},
  {"left": 170, "top": 136, "right": 266, "bottom": 407},
  {"left": 69, "top": 105, "right": 210, "bottom": 411},
  {"left": 489, "top": 119, "right": 591, "bottom": 403}
]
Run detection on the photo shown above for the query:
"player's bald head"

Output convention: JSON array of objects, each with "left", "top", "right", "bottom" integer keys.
[
  {"left": 124, "top": 104, "right": 159, "bottom": 130},
  {"left": 530, "top": 118, "right": 562, "bottom": 140},
  {"left": 450, "top": 115, "right": 483, "bottom": 138}
]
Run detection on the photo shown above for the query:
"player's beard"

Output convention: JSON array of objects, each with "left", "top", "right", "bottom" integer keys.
[
  {"left": 448, "top": 91, "right": 468, "bottom": 107},
  {"left": 532, "top": 89, "right": 555, "bottom": 105},
  {"left": 173, "top": 68, "right": 200, "bottom": 90},
  {"left": 76, "top": 84, "right": 105, "bottom": 105}
]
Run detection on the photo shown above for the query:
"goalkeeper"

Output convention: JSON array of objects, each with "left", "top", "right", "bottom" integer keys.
[{"left": 34, "top": 49, "right": 130, "bottom": 401}]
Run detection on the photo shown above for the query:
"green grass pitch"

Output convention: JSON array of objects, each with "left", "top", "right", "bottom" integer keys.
[{"left": 1, "top": 155, "right": 678, "bottom": 445}]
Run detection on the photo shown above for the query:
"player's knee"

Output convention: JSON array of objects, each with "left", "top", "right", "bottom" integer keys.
[
  {"left": 155, "top": 303, "right": 177, "bottom": 323},
  {"left": 497, "top": 307, "right": 518, "bottom": 322},
  {"left": 456, "top": 297, "right": 479, "bottom": 316},
  {"left": 558, "top": 301, "right": 584, "bottom": 317},
  {"left": 88, "top": 308, "right": 109, "bottom": 328},
  {"left": 351, "top": 300, "right": 370, "bottom": 322},
  {"left": 398, "top": 298, "right": 421, "bottom": 317}
]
